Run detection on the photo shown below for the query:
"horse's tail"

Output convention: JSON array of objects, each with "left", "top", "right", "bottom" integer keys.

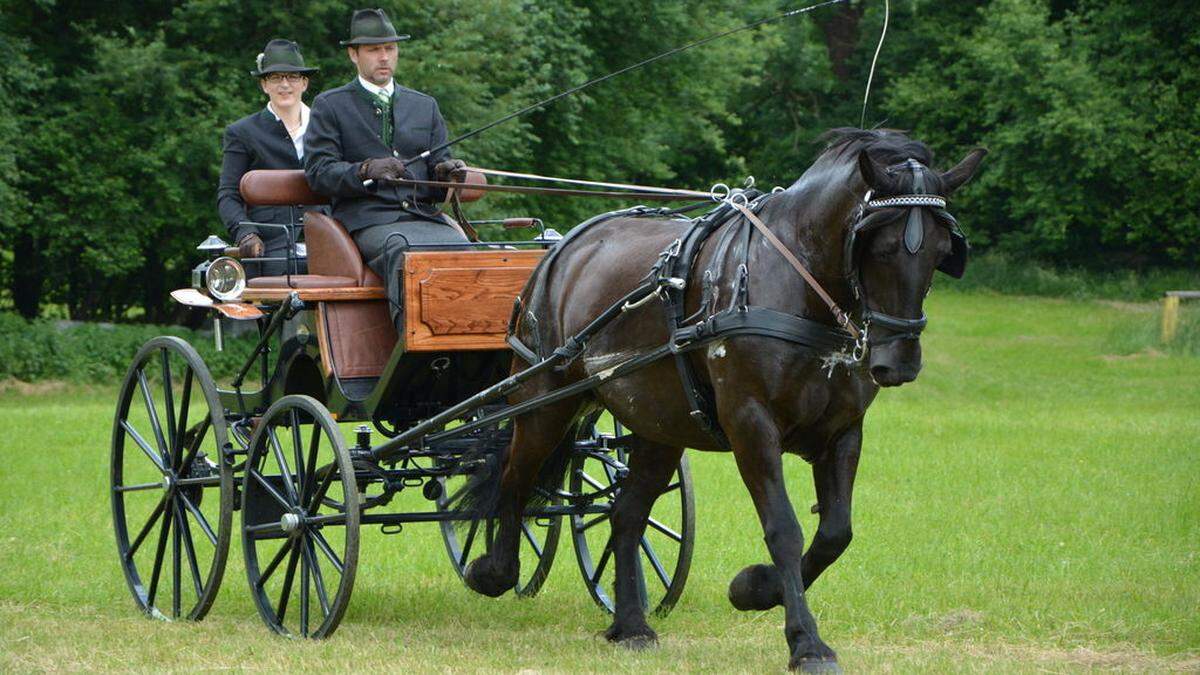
[{"left": 450, "top": 421, "right": 579, "bottom": 526}]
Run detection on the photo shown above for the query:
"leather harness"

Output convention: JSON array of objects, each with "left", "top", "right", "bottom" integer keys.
[{"left": 503, "top": 161, "right": 967, "bottom": 449}]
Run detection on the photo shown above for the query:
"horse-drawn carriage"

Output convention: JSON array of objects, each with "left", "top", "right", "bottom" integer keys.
[{"left": 110, "top": 169, "right": 695, "bottom": 637}]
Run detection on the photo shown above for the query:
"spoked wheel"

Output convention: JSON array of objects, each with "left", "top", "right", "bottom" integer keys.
[
  {"left": 111, "top": 336, "right": 233, "bottom": 621},
  {"left": 437, "top": 419, "right": 561, "bottom": 598},
  {"left": 241, "top": 395, "right": 359, "bottom": 638},
  {"left": 569, "top": 420, "right": 695, "bottom": 616}
]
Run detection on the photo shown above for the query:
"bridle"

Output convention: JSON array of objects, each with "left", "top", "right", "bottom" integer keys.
[
  {"left": 727, "top": 157, "right": 968, "bottom": 355},
  {"left": 845, "top": 159, "right": 968, "bottom": 347}
]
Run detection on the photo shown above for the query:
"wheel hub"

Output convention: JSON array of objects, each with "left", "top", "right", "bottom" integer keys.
[{"left": 280, "top": 511, "right": 304, "bottom": 535}]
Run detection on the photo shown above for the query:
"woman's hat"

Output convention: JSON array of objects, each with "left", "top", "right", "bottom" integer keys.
[
  {"left": 339, "top": 8, "right": 411, "bottom": 46},
  {"left": 250, "top": 39, "right": 319, "bottom": 77}
]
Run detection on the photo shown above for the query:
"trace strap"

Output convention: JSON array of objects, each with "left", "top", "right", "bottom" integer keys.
[{"left": 728, "top": 201, "right": 863, "bottom": 339}]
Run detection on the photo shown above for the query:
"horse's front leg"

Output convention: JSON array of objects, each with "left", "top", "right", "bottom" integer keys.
[
  {"left": 728, "top": 422, "right": 862, "bottom": 606},
  {"left": 729, "top": 410, "right": 838, "bottom": 672},
  {"left": 802, "top": 423, "right": 861, "bottom": 589},
  {"left": 604, "top": 438, "right": 684, "bottom": 648}
]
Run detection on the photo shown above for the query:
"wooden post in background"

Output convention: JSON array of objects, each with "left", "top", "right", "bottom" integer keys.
[
  {"left": 1161, "top": 291, "right": 1200, "bottom": 344},
  {"left": 1162, "top": 294, "right": 1181, "bottom": 343}
]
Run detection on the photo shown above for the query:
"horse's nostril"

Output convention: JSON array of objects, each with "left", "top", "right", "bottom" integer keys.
[{"left": 870, "top": 365, "right": 891, "bottom": 383}]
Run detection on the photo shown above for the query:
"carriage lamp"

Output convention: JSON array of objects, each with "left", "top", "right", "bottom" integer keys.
[{"left": 205, "top": 256, "right": 246, "bottom": 302}]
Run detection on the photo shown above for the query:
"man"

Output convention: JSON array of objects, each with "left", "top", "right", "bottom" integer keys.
[{"left": 304, "top": 8, "right": 467, "bottom": 330}]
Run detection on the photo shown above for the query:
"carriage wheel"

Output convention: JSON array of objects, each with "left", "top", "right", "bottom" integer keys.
[
  {"left": 568, "top": 421, "right": 695, "bottom": 617},
  {"left": 241, "top": 395, "right": 359, "bottom": 638},
  {"left": 437, "top": 446, "right": 562, "bottom": 598},
  {"left": 111, "top": 336, "right": 233, "bottom": 621}
]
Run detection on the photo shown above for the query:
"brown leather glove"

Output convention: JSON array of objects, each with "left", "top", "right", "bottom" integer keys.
[
  {"left": 434, "top": 158, "right": 467, "bottom": 181},
  {"left": 358, "top": 157, "right": 411, "bottom": 183},
  {"left": 237, "top": 233, "right": 265, "bottom": 259}
]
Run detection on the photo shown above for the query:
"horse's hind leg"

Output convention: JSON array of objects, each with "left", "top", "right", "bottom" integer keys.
[
  {"left": 463, "top": 396, "right": 583, "bottom": 597},
  {"left": 604, "top": 438, "right": 684, "bottom": 648},
  {"left": 729, "top": 408, "right": 838, "bottom": 672}
]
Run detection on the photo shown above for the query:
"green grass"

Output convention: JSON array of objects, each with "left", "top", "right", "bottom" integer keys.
[{"left": 1, "top": 290, "right": 1197, "bottom": 672}]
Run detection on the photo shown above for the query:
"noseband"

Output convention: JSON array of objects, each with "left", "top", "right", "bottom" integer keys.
[{"left": 846, "top": 159, "right": 968, "bottom": 346}]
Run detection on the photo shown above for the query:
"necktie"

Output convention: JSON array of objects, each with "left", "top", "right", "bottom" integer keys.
[{"left": 375, "top": 90, "right": 393, "bottom": 148}]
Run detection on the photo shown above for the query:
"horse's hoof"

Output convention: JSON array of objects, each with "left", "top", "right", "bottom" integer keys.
[
  {"left": 728, "top": 564, "right": 782, "bottom": 611},
  {"left": 603, "top": 622, "right": 658, "bottom": 650},
  {"left": 789, "top": 657, "right": 842, "bottom": 674},
  {"left": 463, "top": 555, "right": 516, "bottom": 598}
]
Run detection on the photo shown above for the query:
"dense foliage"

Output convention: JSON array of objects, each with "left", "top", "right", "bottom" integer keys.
[{"left": 0, "top": 0, "right": 1195, "bottom": 322}]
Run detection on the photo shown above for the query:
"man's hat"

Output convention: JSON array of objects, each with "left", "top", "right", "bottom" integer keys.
[
  {"left": 250, "top": 39, "right": 318, "bottom": 77},
  {"left": 339, "top": 8, "right": 411, "bottom": 46}
]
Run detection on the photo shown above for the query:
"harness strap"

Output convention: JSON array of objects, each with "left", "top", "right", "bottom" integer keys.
[{"left": 729, "top": 202, "right": 863, "bottom": 340}]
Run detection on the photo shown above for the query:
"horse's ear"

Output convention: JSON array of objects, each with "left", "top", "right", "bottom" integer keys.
[
  {"left": 856, "top": 150, "right": 889, "bottom": 192},
  {"left": 941, "top": 148, "right": 988, "bottom": 194}
]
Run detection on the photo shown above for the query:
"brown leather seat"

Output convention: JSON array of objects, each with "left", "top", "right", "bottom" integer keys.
[{"left": 246, "top": 274, "right": 357, "bottom": 289}]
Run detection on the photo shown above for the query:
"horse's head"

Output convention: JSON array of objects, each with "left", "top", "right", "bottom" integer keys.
[{"left": 847, "top": 145, "right": 987, "bottom": 386}]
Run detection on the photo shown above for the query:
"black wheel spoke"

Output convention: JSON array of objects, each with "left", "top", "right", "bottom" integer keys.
[
  {"left": 577, "top": 513, "right": 609, "bottom": 533},
  {"left": 268, "top": 428, "right": 300, "bottom": 504},
  {"left": 307, "top": 465, "right": 337, "bottom": 513},
  {"left": 663, "top": 481, "right": 681, "bottom": 493},
  {"left": 174, "top": 366, "right": 193, "bottom": 463},
  {"left": 178, "top": 504, "right": 205, "bottom": 599},
  {"left": 641, "top": 536, "right": 671, "bottom": 589},
  {"left": 307, "top": 514, "right": 346, "bottom": 527},
  {"left": 520, "top": 521, "right": 544, "bottom": 558},
  {"left": 127, "top": 497, "right": 167, "bottom": 560},
  {"left": 146, "top": 505, "right": 172, "bottom": 608},
  {"left": 290, "top": 410, "right": 306, "bottom": 498},
  {"left": 122, "top": 420, "right": 167, "bottom": 474},
  {"left": 250, "top": 469, "right": 295, "bottom": 510},
  {"left": 160, "top": 350, "right": 178, "bottom": 467},
  {"left": 177, "top": 418, "right": 212, "bottom": 478},
  {"left": 256, "top": 539, "right": 295, "bottom": 588},
  {"left": 275, "top": 544, "right": 302, "bottom": 626},
  {"left": 137, "top": 370, "right": 169, "bottom": 465},
  {"left": 171, "top": 501, "right": 183, "bottom": 618},
  {"left": 577, "top": 469, "right": 607, "bottom": 491},
  {"left": 300, "top": 542, "right": 310, "bottom": 637},
  {"left": 458, "top": 519, "right": 481, "bottom": 567},
  {"left": 303, "top": 538, "right": 331, "bottom": 617},
  {"left": 592, "top": 534, "right": 614, "bottom": 585},
  {"left": 647, "top": 517, "right": 682, "bottom": 542},
  {"left": 115, "top": 481, "right": 164, "bottom": 493},
  {"left": 310, "top": 530, "right": 344, "bottom": 574},
  {"left": 304, "top": 423, "right": 321, "bottom": 503},
  {"left": 245, "top": 522, "right": 286, "bottom": 537},
  {"left": 178, "top": 493, "right": 217, "bottom": 546}
]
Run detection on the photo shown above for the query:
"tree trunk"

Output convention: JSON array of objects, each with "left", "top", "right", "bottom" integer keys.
[
  {"left": 11, "top": 232, "right": 42, "bottom": 319},
  {"left": 817, "top": 5, "right": 864, "bottom": 83}
]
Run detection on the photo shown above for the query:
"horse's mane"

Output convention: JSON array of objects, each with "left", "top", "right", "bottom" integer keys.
[{"left": 817, "top": 127, "right": 935, "bottom": 168}]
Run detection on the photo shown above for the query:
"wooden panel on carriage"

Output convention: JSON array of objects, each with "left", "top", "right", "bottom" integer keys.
[{"left": 402, "top": 250, "right": 545, "bottom": 352}]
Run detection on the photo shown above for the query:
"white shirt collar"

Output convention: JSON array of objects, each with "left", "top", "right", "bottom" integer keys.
[
  {"left": 266, "top": 101, "right": 310, "bottom": 160},
  {"left": 358, "top": 75, "right": 394, "bottom": 99}
]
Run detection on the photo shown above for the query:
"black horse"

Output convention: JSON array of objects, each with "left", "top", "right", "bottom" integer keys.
[{"left": 462, "top": 128, "right": 985, "bottom": 671}]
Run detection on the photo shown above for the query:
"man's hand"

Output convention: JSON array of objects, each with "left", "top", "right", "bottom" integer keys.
[
  {"left": 359, "top": 157, "right": 411, "bottom": 183},
  {"left": 434, "top": 159, "right": 467, "bottom": 182},
  {"left": 237, "top": 233, "right": 265, "bottom": 259}
]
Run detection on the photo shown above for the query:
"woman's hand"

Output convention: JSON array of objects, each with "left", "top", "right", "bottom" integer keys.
[{"left": 238, "top": 233, "right": 265, "bottom": 259}]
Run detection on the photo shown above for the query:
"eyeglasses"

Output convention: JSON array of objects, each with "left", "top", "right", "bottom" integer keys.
[{"left": 263, "top": 73, "right": 306, "bottom": 84}]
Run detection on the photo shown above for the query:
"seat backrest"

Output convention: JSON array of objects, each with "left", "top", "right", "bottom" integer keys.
[
  {"left": 239, "top": 170, "right": 329, "bottom": 206},
  {"left": 305, "top": 212, "right": 383, "bottom": 287}
]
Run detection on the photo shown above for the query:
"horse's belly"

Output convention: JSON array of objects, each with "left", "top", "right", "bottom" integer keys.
[{"left": 586, "top": 355, "right": 722, "bottom": 451}]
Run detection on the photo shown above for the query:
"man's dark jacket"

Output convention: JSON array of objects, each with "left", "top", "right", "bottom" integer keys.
[
  {"left": 304, "top": 80, "right": 452, "bottom": 231},
  {"left": 217, "top": 108, "right": 313, "bottom": 242}
]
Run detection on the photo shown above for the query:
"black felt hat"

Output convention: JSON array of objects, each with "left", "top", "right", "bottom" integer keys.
[
  {"left": 339, "top": 8, "right": 411, "bottom": 46},
  {"left": 250, "top": 39, "right": 318, "bottom": 77}
]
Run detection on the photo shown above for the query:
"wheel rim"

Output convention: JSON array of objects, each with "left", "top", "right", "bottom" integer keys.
[
  {"left": 569, "top": 421, "right": 695, "bottom": 616},
  {"left": 111, "top": 336, "right": 233, "bottom": 621},
  {"left": 242, "top": 395, "right": 359, "bottom": 639}
]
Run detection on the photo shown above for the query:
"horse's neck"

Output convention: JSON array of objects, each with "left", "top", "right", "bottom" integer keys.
[{"left": 777, "top": 160, "right": 864, "bottom": 278}]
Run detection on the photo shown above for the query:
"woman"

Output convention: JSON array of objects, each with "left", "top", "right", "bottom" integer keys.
[{"left": 217, "top": 39, "right": 319, "bottom": 277}]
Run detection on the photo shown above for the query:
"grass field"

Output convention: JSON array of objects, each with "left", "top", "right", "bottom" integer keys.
[{"left": 1, "top": 290, "right": 1197, "bottom": 672}]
